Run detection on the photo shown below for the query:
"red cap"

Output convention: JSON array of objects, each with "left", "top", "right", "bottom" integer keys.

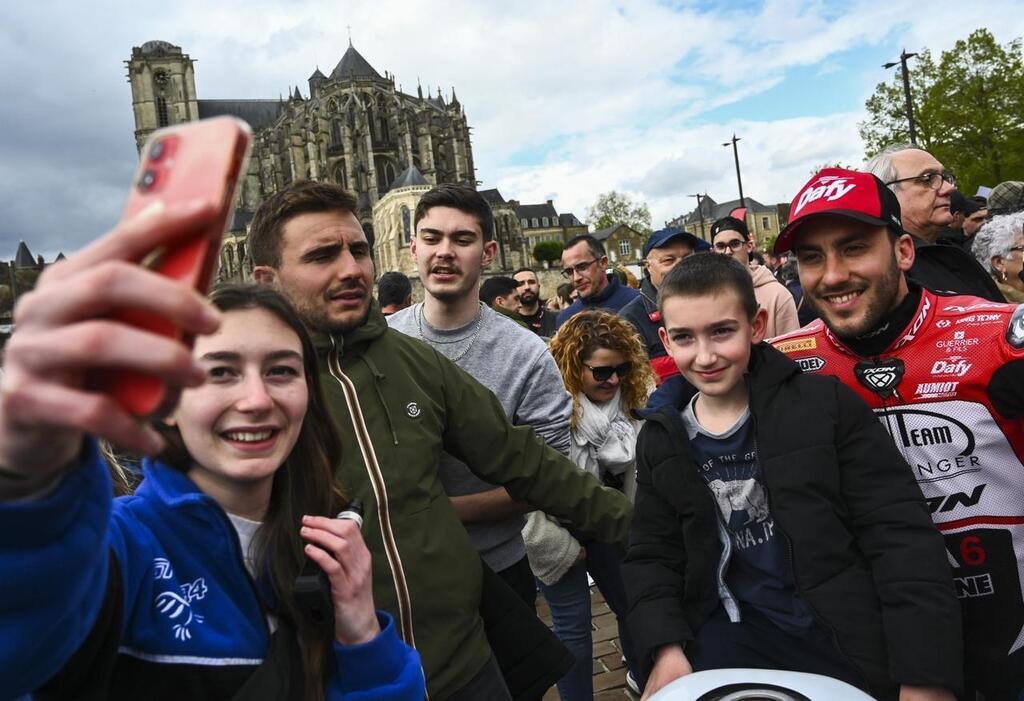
[{"left": 774, "top": 168, "right": 902, "bottom": 254}]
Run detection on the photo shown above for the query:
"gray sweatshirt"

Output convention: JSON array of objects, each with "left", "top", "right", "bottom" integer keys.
[{"left": 388, "top": 302, "right": 573, "bottom": 571}]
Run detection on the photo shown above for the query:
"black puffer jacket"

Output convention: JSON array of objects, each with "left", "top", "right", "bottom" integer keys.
[
  {"left": 909, "top": 234, "right": 1004, "bottom": 301},
  {"left": 623, "top": 343, "right": 963, "bottom": 697}
]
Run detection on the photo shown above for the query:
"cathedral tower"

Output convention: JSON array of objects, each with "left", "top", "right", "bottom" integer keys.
[
  {"left": 125, "top": 41, "right": 199, "bottom": 151},
  {"left": 126, "top": 40, "right": 479, "bottom": 280}
]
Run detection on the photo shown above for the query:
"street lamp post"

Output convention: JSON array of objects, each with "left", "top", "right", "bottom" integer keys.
[
  {"left": 883, "top": 49, "right": 919, "bottom": 145},
  {"left": 722, "top": 135, "right": 745, "bottom": 208},
  {"left": 689, "top": 192, "right": 707, "bottom": 240}
]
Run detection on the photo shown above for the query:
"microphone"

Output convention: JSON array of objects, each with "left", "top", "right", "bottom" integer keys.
[{"left": 294, "top": 498, "right": 365, "bottom": 626}]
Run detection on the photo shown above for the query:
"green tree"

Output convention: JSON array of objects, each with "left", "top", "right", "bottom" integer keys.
[
  {"left": 860, "top": 29, "right": 1024, "bottom": 195},
  {"left": 532, "top": 240, "right": 564, "bottom": 265},
  {"left": 585, "top": 191, "right": 652, "bottom": 235}
]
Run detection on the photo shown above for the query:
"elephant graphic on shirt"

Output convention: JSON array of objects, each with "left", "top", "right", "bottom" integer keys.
[{"left": 707, "top": 478, "right": 770, "bottom": 527}]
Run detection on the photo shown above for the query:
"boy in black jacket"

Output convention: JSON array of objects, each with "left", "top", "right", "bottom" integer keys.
[{"left": 623, "top": 254, "right": 961, "bottom": 701}]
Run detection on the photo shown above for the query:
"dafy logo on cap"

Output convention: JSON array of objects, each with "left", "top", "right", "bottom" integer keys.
[{"left": 793, "top": 176, "right": 857, "bottom": 215}]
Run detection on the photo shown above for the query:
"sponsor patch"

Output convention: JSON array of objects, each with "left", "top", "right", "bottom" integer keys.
[
  {"left": 774, "top": 337, "right": 817, "bottom": 353},
  {"left": 955, "top": 573, "right": 995, "bottom": 599},
  {"left": 930, "top": 356, "right": 972, "bottom": 378},
  {"left": 936, "top": 319, "right": 951, "bottom": 328},
  {"left": 935, "top": 331, "right": 980, "bottom": 350},
  {"left": 956, "top": 313, "right": 1000, "bottom": 326},
  {"left": 915, "top": 381, "right": 960, "bottom": 399},
  {"left": 796, "top": 356, "right": 826, "bottom": 373}
]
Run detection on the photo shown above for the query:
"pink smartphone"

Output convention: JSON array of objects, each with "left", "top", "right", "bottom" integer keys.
[{"left": 91, "top": 116, "right": 252, "bottom": 416}]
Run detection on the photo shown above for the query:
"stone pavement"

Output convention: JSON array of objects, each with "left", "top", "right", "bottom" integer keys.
[{"left": 537, "top": 586, "right": 640, "bottom": 701}]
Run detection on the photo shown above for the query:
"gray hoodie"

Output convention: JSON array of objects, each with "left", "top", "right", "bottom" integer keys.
[{"left": 388, "top": 303, "right": 573, "bottom": 571}]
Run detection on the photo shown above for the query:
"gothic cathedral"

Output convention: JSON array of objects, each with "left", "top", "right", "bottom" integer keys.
[{"left": 125, "top": 39, "right": 524, "bottom": 280}]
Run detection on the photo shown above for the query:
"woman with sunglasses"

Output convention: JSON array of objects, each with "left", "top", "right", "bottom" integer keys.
[
  {"left": 0, "top": 205, "right": 422, "bottom": 700},
  {"left": 523, "top": 310, "right": 652, "bottom": 699}
]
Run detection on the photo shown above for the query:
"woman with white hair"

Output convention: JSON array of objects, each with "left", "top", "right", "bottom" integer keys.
[{"left": 973, "top": 212, "right": 1024, "bottom": 302}]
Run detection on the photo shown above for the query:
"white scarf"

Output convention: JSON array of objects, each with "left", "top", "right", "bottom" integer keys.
[{"left": 571, "top": 390, "right": 637, "bottom": 479}]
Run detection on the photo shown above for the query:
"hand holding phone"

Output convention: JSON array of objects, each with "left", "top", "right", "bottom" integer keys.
[
  {"left": 0, "top": 201, "right": 222, "bottom": 496},
  {"left": 0, "top": 118, "right": 250, "bottom": 497},
  {"left": 91, "top": 117, "right": 252, "bottom": 416}
]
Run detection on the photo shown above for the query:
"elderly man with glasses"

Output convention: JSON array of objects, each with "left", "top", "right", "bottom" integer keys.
[
  {"left": 866, "top": 144, "right": 1004, "bottom": 301},
  {"left": 556, "top": 234, "right": 639, "bottom": 328}
]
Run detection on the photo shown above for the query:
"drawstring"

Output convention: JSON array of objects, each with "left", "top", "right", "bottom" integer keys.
[{"left": 362, "top": 355, "right": 399, "bottom": 446}]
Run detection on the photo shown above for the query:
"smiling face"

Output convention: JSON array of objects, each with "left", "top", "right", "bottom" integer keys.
[
  {"left": 792, "top": 215, "right": 913, "bottom": 340},
  {"left": 580, "top": 346, "right": 627, "bottom": 403},
  {"left": 658, "top": 289, "right": 766, "bottom": 400},
  {"left": 890, "top": 149, "right": 956, "bottom": 240},
  {"left": 646, "top": 239, "right": 695, "bottom": 288},
  {"left": 253, "top": 210, "right": 374, "bottom": 334},
  {"left": 175, "top": 308, "right": 308, "bottom": 505},
  {"left": 412, "top": 206, "right": 496, "bottom": 303}
]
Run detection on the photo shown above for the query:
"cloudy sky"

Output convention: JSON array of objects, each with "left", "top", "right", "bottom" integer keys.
[{"left": 3, "top": 0, "right": 1023, "bottom": 260}]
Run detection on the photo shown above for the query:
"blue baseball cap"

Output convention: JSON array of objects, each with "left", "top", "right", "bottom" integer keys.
[{"left": 642, "top": 227, "right": 710, "bottom": 258}]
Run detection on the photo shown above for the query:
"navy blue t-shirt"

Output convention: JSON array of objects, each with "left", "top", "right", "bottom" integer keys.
[{"left": 682, "top": 395, "right": 815, "bottom": 633}]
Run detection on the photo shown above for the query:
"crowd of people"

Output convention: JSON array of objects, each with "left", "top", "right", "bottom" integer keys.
[{"left": 0, "top": 142, "right": 1022, "bottom": 701}]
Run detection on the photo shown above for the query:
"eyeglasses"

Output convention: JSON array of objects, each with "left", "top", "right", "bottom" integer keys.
[
  {"left": 562, "top": 259, "right": 599, "bottom": 278},
  {"left": 713, "top": 239, "right": 747, "bottom": 252},
  {"left": 885, "top": 170, "right": 957, "bottom": 190},
  {"left": 584, "top": 362, "right": 632, "bottom": 381}
]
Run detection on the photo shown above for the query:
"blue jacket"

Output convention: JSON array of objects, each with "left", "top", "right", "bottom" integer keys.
[
  {"left": 0, "top": 441, "right": 424, "bottom": 700},
  {"left": 556, "top": 273, "right": 640, "bottom": 328}
]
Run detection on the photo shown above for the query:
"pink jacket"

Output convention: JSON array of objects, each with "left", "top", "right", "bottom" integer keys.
[{"left": 751, "top": 265, "right": 799, "bottom": 337}]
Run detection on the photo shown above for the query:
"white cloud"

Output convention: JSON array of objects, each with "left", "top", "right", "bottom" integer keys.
[{"left": 2, "top": 0, "right": 1023, "bottom": 256}]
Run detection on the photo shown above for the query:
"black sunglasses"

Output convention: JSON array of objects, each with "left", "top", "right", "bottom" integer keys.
[{"left": 584, "top": 362, "right": 632, "bottom": 382}]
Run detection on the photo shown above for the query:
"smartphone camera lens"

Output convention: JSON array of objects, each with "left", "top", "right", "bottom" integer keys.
[
  {"left": 138, "top": 169, "right": 158, "bottom": 191},
  {"left": 149, "top": 139, "right": 166, "bottom": 161}
]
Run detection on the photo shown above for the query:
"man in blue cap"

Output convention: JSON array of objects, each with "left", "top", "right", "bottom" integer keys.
[{"left": 621, "top": 227, "right": 709, "bottom": 384}]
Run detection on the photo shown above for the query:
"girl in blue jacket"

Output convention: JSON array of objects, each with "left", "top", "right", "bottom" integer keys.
[{"left": 0, "top": 203, "right": 423, "bottom": 700}]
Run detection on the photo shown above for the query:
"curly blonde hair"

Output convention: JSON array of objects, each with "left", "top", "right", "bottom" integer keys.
[{"left": 549, "top": 310, "right": 654, "bottom": 428}]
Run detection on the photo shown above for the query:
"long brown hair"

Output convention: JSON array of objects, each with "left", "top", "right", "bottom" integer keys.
[
  {"left": 549, "top": 309, "right": 654, "bottom": 428},
  {"left": 156, "top": 283, "right": 344, "bottom": 698}
]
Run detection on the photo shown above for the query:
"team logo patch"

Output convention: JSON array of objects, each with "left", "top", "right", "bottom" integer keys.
[
  {"left": 854, "top": 357, "right": 905, "bottom": 399},
  {"left": 151, "top": 558, "right": 207, "bottom": 642},
  {"left": 774, "top": 337, "right": 817, "bottom": 353},
  {"left": 406, "top": 402, "right": 421, "bottom": 418},
  {"left": 1007, "top": 304, "right": 1024, "bottom": 349}
]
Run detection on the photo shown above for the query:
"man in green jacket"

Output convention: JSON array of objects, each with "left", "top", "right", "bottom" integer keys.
[{"left": 251, "top": 180, "right": 632, "bottom": 700}]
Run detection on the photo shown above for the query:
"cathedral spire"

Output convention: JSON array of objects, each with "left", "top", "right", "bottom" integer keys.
[{"left": 329, "top": 42, "right": 383, "bottom": 82}]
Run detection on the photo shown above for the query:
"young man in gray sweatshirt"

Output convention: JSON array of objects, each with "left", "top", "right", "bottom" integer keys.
[{"left": 388, "top": 184, "right": 573, "bottom": 607}]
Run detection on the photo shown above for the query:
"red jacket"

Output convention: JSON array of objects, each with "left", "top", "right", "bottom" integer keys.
[{"left": 772, "top": 289, "right": 1024, "bottom": 694}]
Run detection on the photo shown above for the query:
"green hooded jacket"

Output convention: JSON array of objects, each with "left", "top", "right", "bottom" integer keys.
[{"left": 313, "top": 301, "right": 632, "bottom": 699}]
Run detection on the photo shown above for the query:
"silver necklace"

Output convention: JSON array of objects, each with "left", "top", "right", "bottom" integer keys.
[{"left": 416, "top": 302, "right": 486, "bottom": 363}]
